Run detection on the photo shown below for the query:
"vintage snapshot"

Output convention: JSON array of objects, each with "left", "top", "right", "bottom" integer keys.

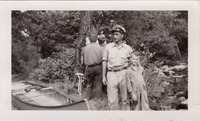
[
  {"left": 0, "top": 1, "right": 200, "bottom": 121},
  {"left": 11, "top": 10, "right": 188, "bottom": 111}
]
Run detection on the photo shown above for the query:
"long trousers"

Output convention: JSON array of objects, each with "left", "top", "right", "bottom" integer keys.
[
  {"left": 107, "top": 70, "right": 130, "bottom": 110},
  {"left": 85, "top": 65, "right": 102, "bottom": 99}
]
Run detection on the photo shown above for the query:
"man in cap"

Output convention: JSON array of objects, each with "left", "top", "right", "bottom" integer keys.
[
  {"left": 102, "top": 25, "right": 133, "bottom": 110},
  {"left": 98, "top": 34, "right": 107, "bottom": 47},
  {"left": 81, "top": 33, "right": 103, "bottom": 100}
]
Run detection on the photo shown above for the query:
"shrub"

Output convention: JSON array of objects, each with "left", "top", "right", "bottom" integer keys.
[
  {"left": 12, "top": 41, "right": 39, "bottom": 79},
  {"left": 29, "top": 46, "right": 75, "bottom": 83}
]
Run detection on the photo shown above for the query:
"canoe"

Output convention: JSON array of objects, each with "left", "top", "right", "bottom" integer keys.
[{"left": 12, "top": 81, "right": 90, "bottom": 110}]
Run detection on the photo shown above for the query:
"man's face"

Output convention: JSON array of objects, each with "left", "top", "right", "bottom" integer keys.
[{"left": 113, "top": 31, "right": 123, "bottom": 43}]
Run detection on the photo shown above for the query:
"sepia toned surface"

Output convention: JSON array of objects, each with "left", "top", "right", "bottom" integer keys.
[{"left": 0, "top": 0, "right": 198, "bottom": 120}]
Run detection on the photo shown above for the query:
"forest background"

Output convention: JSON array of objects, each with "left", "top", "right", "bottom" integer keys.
[{"left": 12, "top": 11, "right": 188, "bottom": 110}]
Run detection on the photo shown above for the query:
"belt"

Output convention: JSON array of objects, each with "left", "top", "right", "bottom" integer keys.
[
  {"left": 108, "top": 66, "right": 129, "bottom": 72},
  {"left": 87, "top": 63, "right": 101, "bottom": 67}
]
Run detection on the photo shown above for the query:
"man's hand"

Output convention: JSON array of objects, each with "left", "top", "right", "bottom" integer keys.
[
  {"left": 131, "top": 92, "right": 137, "bottom": 101},
  {"left": 129, "top": 92, "right": 137, "bottom": 106},
  {"left": 102, "top": 76, "right": 107, "bottom": 85}
]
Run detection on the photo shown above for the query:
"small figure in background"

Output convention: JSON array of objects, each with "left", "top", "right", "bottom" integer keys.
[
  {"left": 98, "top": 34, "right": 107, "bottom": 47},
  {"left": 98, "top": 28, "right": 113, "bottom": 44}
]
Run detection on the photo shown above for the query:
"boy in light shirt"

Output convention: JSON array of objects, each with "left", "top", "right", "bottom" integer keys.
[{"left": 126, "top": 54, "right": 150, "bottom": 110}]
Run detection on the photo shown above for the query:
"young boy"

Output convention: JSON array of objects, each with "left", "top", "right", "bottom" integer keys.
[{"left": 126, "top": 54, "right": 150, "bottom": 110}]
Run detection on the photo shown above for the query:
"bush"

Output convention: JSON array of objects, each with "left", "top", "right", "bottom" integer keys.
[
  {"left": 12, "top": 41, "right": 39, "bottom": 79},
  {"left": 29, "top": 46, "right": 75, "bottom": 83}
]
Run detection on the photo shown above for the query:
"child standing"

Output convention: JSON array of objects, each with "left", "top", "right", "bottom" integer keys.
[{"left": 126, "top": 54, "right": 150, "bottom": 110}]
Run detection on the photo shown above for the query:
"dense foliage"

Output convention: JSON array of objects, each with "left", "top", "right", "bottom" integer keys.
[
  {"left": 12, "top": 11, "right": 80, "bottom": 78},
  {"left": 12, "top": 10, "right": 188, "bottom": 110},
  {"left": 29, "top": 45, "right": 75, "bottom": 83}
]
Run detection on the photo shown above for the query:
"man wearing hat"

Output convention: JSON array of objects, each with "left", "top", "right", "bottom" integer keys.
[
  {"left": 98, "top": 34, "right": 107, "bottom": 47},
  {"left": 102, "top": 25, "right": 133, "bottom": 110}
]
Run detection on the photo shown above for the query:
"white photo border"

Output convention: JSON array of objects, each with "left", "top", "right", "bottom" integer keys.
[{"left": 0, "top": 1, "right": 199, "bottom": 121}]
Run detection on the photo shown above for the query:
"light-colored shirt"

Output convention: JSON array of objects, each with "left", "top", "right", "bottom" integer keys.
[
  {"left": 102, "top": 42, "right": 132, "bottom": 70},
  {"left": 126, "top": 66, "right": 145, "bottom": 93},
  {"left": 82, "top": 42, "right": 103, "bottom": 66},
  {"left": 125, "top": 65, "right": 150, "bottom": 110}
]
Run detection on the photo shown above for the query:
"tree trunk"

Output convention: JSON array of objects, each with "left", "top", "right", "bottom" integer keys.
[
  {"left": 175, "top": 43, "right": 182, "bottom": 60},
  {"left": 73, "top": 11, "right": 92, "bottom": 76},
  {"left": 73, "top": 11, "right": 102, "bottom": 97}
]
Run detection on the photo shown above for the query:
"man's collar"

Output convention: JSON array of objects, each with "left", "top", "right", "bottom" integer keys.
[
  {"left": 90, "top": 42, "right": 98, "bottom": 45},
  {"left": 112, "top": 42, "right": 125, "bottom": 48}
]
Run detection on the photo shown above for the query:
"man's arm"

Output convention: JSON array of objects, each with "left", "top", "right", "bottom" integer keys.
[
  {"left": 81, "top": 54, "right": 84, "bottom": 65},
  {"left": 81, "top": 48, "right": 84, "bottom": 65},
  {"left": 102, "top": 45, "right": 108, "bottom": 85},
  {"left": 102, "top": 60, "right": 107, "bottom": 85},
  {"left": 126, "top": 71, "right": 132, "bottom": 93}
]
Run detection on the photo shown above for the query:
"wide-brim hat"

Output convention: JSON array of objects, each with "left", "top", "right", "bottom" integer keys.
[{"left": 111, "top": 25, "right": 126, "bottom": 34}]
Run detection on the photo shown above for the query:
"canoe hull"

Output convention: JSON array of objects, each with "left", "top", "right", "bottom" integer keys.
[
  {"left": 12, "top": 81, "right": 89, "bottom": 110},
  {"left": 12, "top": 96, "right": 89, "bottom": 110}
]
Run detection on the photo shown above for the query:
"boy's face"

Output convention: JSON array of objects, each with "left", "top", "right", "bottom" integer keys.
[{"left": 130, "top": 56, "right": 139, "bottom": 65}]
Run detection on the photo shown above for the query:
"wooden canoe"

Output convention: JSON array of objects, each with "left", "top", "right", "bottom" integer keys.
[{"left": 12, "top": 81, "right": 90, "bottom": 110}]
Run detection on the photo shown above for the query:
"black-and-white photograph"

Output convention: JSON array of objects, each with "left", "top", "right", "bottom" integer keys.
[
  {"left": 0, "top": 1, "right": 200, "bottom": 121},
  {"left": 11, "top": 10, "right": 188, "bottom": 111}
]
